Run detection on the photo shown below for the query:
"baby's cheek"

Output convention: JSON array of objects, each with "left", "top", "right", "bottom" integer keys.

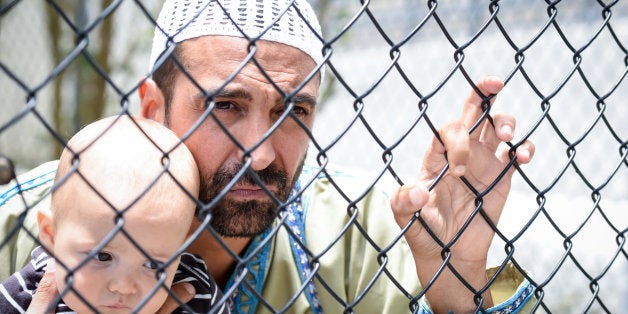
[
  {"left": 53, "top": 263, "right": 66, "bottom": 291},
  {"left": 56, "top": 267, "right": 96, "bottom": 313},
  {"left": 65, "top": 265, "right": 103, "bottom": 313},
  {"left": 139, "top": 290, "right": 169, "bottom": 314},
  {"left": 139, "top": 263, "right": 181, "bottom": 313},
  {"left": 167, "top": 256, "right": 182, "bottom": 284}
]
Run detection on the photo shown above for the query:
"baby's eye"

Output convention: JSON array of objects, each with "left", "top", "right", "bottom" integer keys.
[
  {"left": 94, "top": 252, "right": 113, "bottom": 262},
  {"left": 143, "top": 260, "right": 161, "bottom": 271}
]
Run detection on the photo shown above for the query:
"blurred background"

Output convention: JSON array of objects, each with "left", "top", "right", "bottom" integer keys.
[{"left": 1, "top": 1, "right": 627, "bottom": 312}]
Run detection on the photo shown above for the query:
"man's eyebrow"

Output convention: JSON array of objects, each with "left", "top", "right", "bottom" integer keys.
[
  {"left": 192, "top": 88, "right": 317, "bottom": 108},
  {"left": 192, "top": 87, "right": 254, "bottom": 102},
  {"left": 286, "top": 93, "right": 318, "bottom": 109}
]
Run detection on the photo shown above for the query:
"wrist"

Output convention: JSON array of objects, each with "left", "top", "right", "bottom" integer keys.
[{"left": 416, "top": 257, "right": 493, "bottom": 313}]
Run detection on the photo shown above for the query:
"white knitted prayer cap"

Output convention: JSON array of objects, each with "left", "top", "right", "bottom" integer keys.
[{"left": 149, "top": 0, "right": 324, "bottom": 82}]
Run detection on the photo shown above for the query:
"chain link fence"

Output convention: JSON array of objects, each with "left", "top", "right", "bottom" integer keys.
[{"left": 1, "top": 0, "right": 627, "bottom": 313}]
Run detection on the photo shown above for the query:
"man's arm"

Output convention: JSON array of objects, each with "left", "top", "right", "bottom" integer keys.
[
  {"left": 0, "top": 161, "right": 58, "bottom": 280},
  {"left": 390, "top": 76, "right": 535, "bottom": 313}
]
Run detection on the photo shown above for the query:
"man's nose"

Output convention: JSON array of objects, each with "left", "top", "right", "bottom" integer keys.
[{"left": 235, "top": 119, "right": 276, "bottom": 172}]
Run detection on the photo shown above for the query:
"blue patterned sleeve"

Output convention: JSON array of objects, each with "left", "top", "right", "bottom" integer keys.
[{"left": 417, "top": 277, "right": 535, "bottom": 314}]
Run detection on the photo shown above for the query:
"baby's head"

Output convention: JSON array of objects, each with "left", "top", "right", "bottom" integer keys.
[{"left": 38, "top": 115, "right": 199, "bottom": 313}]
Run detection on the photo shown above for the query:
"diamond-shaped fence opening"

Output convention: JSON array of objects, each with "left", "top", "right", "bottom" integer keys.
[{"left": 0, "top": 0, "right": 626, "bottom": 313}]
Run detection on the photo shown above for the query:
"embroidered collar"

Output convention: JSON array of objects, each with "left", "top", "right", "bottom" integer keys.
[{"left": 225, "top": 182, "right": 323, "bottom": 313}]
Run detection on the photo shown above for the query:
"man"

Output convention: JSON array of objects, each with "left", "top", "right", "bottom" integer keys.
[{"left": 2, "top": 0, "right": 536, "bottom": 313}]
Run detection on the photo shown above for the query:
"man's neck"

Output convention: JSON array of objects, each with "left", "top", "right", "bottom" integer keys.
[{"left": 186, "top": 219, "right": 253, "bottom": 288}]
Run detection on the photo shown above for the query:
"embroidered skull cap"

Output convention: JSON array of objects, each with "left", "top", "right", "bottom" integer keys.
[{"left": 149, "top": 0, "right": 324, "bottom": 82}]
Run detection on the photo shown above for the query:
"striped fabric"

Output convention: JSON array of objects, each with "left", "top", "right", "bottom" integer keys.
[{"left": 0, "top": 247, "right": 230, "bottom": 313}]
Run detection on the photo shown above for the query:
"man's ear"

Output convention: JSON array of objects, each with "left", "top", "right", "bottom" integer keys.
[
  {"left": 139, "top": 77, "right": 166, "bottom": 123},
  {"left": 37, "top": 210, "right": 55, "bottom": 251}
]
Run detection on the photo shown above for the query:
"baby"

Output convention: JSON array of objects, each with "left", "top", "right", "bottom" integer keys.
[{"left": 0, "top": 116, "right": 228, "bottom": 313}]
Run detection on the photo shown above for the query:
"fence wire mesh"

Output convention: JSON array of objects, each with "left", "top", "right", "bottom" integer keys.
[{"left": 0, "top": 0, "right": 627, "bottom": 313}]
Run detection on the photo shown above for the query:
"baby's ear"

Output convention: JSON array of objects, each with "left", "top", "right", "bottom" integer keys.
[{"left": 37, "top": 210, "right": 55, "bottom": 251}]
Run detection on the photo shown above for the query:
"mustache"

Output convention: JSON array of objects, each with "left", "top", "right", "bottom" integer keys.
[
  {"left": 215, "top": 163, "right": 287, "bottom": 188},
  {"left": 200, "top": 163, "right": 289, "bottom": 201}
]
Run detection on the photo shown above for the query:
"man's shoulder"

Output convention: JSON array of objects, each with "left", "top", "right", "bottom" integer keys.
[
  {"left": 298, "top": 163, "right": 398, "bottom": 234},
  {"left": 0, "top": 160, "right": 58, "bottom": 207},
  {"left": 299, "top": 163, "right": 394, "bottom": 203},
  {"left": 0, "top": 161, "right": 57, "bottom": 280}
]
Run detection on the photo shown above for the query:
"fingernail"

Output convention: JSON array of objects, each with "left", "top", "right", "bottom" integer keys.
[
  {"left": 519, "top": 149, "right": 530, "bottom": 160},
  {"left": 408, "top": 186, "right": 425, "bottom": 207},
  {"left": 454, "top": 165, "right": 466, "bottom": 176},
  {"left": 183, "top": 282, "right": 195, "bottom": 295},
  {"left": 501, "top": 125, "right": 513, "bottom": 138}
]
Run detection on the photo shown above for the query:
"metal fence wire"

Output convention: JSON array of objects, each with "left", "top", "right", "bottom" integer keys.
[{"left": 0, "top": 0, "right": 627, "bottom": 313}]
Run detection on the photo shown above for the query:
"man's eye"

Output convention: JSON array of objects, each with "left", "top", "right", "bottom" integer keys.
[
  {"left": 292, "top": 106, "right": 308, "bottom": 116},
  {"left": 94, "top": 252, "right": 113, "bottom": 262},
  {"left": 276, "top": 105, "right": 309, "bottom": 117},
  {"left": 143, "top": 260, "right": 161, "bottom": 271},
  {"left": 213, "top": 101, "right": 234, "bottom": 110}
]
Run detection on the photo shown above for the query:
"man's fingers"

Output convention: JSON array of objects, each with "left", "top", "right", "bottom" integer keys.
[
  {"left": 391, "top": 184, "right": 429, "bottom": 225},
  {"left": 514, "top": 140, "right": 535, "bottom": 164},
  {"left": 155, "top": 282, "right": 196, "bottom": 314},
  {"left": 491, "top": 113, "right": 516, "bottom": 143},
  {"left": 439, "top": 120, "right": 469, "bottom": 177},
  {"left": 462, "top": 76, "right": 504, "bottom": 140},
  {"left": 27, "top": 268, "right": 58, "bottom": 314},
  {"left": 498, "top": 140, "right": 535, "bottom": 165},
  {"left": 479, "top": 113, "right": 516, "bottom": 153}
]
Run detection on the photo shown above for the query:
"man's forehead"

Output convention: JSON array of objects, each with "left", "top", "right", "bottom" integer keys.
[
  {"left": 178, "top": 36, "right": 321, "bottom": 90},
  {"left": 180, "top": 36, "right": 316, "bottom": 67}
]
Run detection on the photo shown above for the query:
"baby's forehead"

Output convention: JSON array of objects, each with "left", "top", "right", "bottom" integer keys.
[
  {"left": 63, "top": 207, "right": 189, "bottom": 257},
  {"left": 66, "top": 178, "right": 193, "bottom": 214},
  {"left": 54, "top": 177, "right": 195, "bottom": 231}
]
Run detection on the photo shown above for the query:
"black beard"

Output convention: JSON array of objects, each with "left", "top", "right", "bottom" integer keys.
[{"left": 198, "top": 162, "right": 298, "bottom": 237}]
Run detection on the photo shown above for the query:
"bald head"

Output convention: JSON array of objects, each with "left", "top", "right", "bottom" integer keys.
[{"left": 52, "top": 115, "right": 199, "bottom": 228}]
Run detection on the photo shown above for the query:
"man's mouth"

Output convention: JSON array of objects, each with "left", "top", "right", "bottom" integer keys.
[{"left": 228, "top": 183, "right": 276, "bottom": 200}]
